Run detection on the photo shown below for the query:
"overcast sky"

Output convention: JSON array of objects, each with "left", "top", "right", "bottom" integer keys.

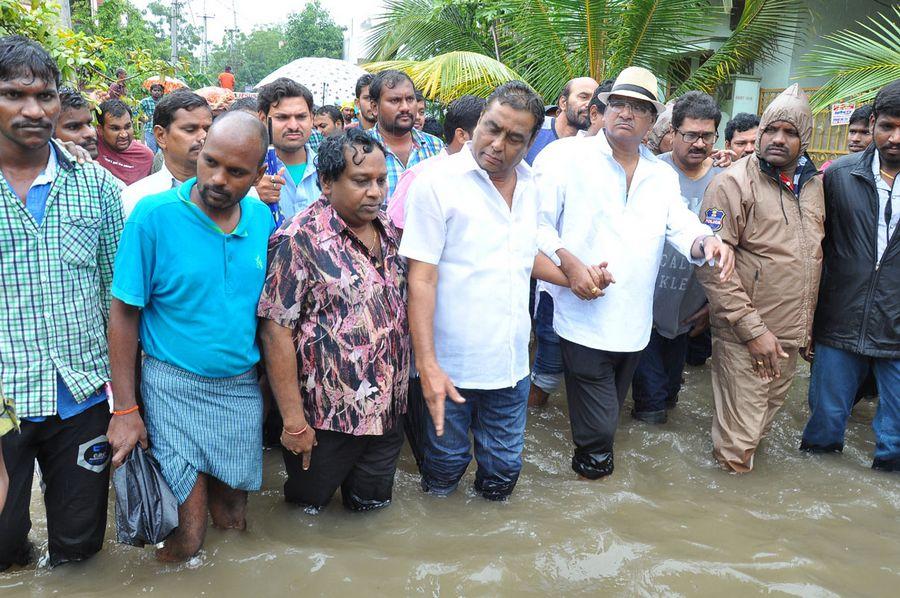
[{"left": 132, "top": 0, "right": 385, "bottom": 45}]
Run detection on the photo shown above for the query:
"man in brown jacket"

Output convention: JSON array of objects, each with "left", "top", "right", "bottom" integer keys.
[{"left": 697, "top": 84, "right": 825, "bottom": 473}]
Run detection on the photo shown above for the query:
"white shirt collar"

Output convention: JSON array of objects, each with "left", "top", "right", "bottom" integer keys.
[
  {"left": 32, "top": 144, "right": 59, "bottom": 188},
  {"left": 460, "top": 141, "right": 534, "bottom": 183}
]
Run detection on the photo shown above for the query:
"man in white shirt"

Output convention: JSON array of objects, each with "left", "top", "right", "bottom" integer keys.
[
  {"left": 535, "top": 67, "right": 734, "bottom": 480},
  {"left": 121, "top": 91, "right": 212, "bottom": 217},
  {"left": 401, "top": 82, "right": 600, "bottom": 501}
]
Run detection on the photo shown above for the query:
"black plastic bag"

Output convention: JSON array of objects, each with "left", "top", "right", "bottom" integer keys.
[{"left": 113, "top": 447, "right": 179, "bottom": 547}]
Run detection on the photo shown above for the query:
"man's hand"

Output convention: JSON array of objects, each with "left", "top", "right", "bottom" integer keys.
[
  {"left": 56, "top": 139, "right": 93, "bottom": 164},
  {"left": 684, "top": 304, "right": 710, "bottom": 337},
  {"left": 281, "top": 424, "right": 317, "bottom": 470},
  {"left": 747, "top": 331, "right": 789, "bottom": 381},
  {"left": 419, "top": 364, "right": 465, "bottom": 436},
  {"left": 800, "top": 341, "right": 815, "bottom": 363},
  {"left": 255, "top": 167, "right": 286, "bottom": 205},
  {"left": 711, "top": 149, "right": 738, "bottom": 168},
  {"left": 700, "top": 236, "right": 735, "bottom": 281},
  {"left": 107, "top": 411, "right": 148, "bottom": 468},
  {"left": 559, "top": 251, "right": 610, "bottom": 300}
]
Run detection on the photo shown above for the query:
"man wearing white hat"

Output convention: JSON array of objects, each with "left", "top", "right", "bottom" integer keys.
[{"left": 534, "top": 66, "right": 735, "bottom": 479}]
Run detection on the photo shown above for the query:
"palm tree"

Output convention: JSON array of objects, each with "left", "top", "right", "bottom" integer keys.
[
  {"left": 801, "top": 6, "right": 900, "bottom": 113},
  {"left": 365, "top": 0, "right": 807, "bottom": 102}
]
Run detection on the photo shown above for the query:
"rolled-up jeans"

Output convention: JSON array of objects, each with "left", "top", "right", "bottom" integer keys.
[
  {"left": 801, "top": 343, "right": 900, "bottom": 470},
  {"left": 531, "top": 291, "right": 564, "bottom": 393},
  {"left": 421, "top": 376, "right": 529, "bottom": 501}
]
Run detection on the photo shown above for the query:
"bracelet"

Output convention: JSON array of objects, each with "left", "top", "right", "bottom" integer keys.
[
  {"left": 283, "top": 424, "right": 309, "bottom": 436},
  {"left": 113, "top": 405, "right": 140, "bottom": 416}
]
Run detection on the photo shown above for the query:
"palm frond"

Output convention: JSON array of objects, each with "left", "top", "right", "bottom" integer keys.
[
  {"left": 365, "top": 0, "right": 492, "bottom": 61},
  {"left": 676, "top": 0, "right": 807, "bottom": 96},
  {"left": 608, "top": 0, "right": 713, "bottom": 75},
  {"left": 801, "top": 7, "right": 900, "bottom": 113},
  {"left": 365, "top": 52, "right": 525, "bottom": 103}
]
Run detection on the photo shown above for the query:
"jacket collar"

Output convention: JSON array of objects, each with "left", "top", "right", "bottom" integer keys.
[
  {"left": 850, "top": 143, "right": 879, "bottom": 184},
  {"left": 758, "top": 152, "right": 820, "bottom": 194}
]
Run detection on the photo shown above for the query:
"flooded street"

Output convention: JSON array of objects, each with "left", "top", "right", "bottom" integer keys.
[{"left": 3, "top": 362, "right": 898, "bottom": 596}]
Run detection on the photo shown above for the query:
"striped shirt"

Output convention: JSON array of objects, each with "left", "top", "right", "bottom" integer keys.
[
  {"left": 0, "top": 142, "right": 125, "bottom": 417},
  {"left": 366, "top": 126, "right": 445, "bottom": 200}
]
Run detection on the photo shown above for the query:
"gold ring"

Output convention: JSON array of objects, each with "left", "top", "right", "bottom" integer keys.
[
  {"left": 591, "top": 287, "right": 600, "bottom": 294},
  {"left": 756, "top": 361, "right": 764, "bottom": 365}
]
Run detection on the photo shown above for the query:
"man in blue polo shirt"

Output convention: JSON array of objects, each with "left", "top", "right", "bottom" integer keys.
[{"left": 106, "top": 111, "right": 272, "bottom": 562}]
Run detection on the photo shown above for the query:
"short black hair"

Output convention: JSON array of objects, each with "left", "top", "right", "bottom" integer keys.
[
  {"left": 316, "top": 127, "right": 387, "bottom": 188},
  {"left": 355, "top": 73, "right": 374, "bottom": 99},
  {"left": 848, "top": 104, "right": 873, "bottom": 126},
  {"left": 153, "top": 91, "right": 210, "bottom": 129},
  {"left": 116, "top": 67, "right": 127, "bottom": 77},
  {"left": 97, "top": 98, "right": 132, "bottom": 125},
  {"left": 672, "top": 90, "right": 721, "bottom": 131},
  {"left": 256, "top": 77, "right": 314, "bottom": 116},
  {"left": 873, "top": 80, "right": 900, "bottom": 121},
  {"left": 588, "top": 79, "right": 614, "bottom": 115},
  {"left": 369, "top": 70, "right": 415, "bottom": 103},
  {"left": 59, "top": 87, "right": 90, "bottom": 113},
  {"left": 486, "top": 80, "right": 545, "bottom": 140},
  {"left": 422, "top": 117, "right": 443, "bottom": 139},
  {"left": 0, "top": 35, "right": 60, "bottom": 88},
  {"left": 724, "top": 112, "right": 760, "bottom": 142},
  {"left": 228, "top": 96, "right": 258, "bottom": 113},
  {"left": 225, "top": 65, "right": 232, "bottom": 72},
  {"left": 315, "top": 105, "right": 343, "bottom": 125},
  {"left": 415, "top": 90, "right": 424, "bottom": 103},
  {"left": 149, "top": 83, "right": 164, "bottom": 92},
  {"left": 443, "top": 95, "right": 485, "bottom": 141}
]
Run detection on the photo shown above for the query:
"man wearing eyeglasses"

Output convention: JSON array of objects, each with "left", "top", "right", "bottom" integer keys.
[
  {"left": 631, "top": 91, "right": 725, "bottom": 424},
  {"left": 535, "top": 68, "right": 735, "bottom": 480}
]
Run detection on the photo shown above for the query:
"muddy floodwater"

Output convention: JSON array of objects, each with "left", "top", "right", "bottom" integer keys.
[{"left": 3, "top": 363, "right": 898, "bottom": 596}]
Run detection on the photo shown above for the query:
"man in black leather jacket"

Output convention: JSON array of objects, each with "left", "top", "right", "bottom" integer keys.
[{"left": 800, "top": 80, "right": 900, "bottom": 472}]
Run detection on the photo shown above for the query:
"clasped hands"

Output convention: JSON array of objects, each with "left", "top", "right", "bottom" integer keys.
[{"left": 562, "top": 259, "right": 615, "bottom": 301}]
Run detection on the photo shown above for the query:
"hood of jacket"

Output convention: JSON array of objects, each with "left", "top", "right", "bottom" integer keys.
[{"left": 755, "top": 83, "right": 813, "bottom": 158}]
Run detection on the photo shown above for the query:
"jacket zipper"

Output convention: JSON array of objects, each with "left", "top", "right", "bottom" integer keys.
[{"left": 856, "top": 173, "right": 884, "bottom": 352}]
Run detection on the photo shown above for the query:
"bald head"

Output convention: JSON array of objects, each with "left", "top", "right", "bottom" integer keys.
[
  {"left": 206, "top": 110, "right": 269, "bottom": 167},
  {"left": 195, "top": 110, "right": 269, "bottom": 213},
  {"left": 558, "top": 76, "right": 599, "bottom": 134}
]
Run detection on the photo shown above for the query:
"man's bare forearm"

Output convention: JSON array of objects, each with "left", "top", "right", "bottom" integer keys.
[
  {"left": 259, "top": 319, "right": 308, "bottom": 429},
  {"left": 408, "top": 261, "right": 440, "bottom": 372},
  {"left": 532, "top": 253, "right": 569, "bottom": 286},
  {"left": 108, "top": 298, "right": 141, "bottom": 410}
]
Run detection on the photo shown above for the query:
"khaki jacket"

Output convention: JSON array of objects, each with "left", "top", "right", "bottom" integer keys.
[{"left": 697, "top": 155, "right": 824, "bottom": 348}]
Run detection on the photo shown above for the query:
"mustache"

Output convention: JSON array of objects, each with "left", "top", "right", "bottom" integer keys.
[{"left": 14, "top": 120, "right": 51, "bottom": 129}]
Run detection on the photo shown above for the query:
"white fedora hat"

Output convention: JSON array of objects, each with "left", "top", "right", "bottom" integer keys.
[{"left": 597, "top": 66, "right": 667, "bottom": 113}]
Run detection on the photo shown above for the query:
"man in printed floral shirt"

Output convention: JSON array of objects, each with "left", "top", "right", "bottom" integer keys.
[{"left": 258, "top": 128, "right": 409, "bottom": 512}]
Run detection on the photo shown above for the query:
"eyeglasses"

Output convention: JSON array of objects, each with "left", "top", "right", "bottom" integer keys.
[
  {"left": 676, "top": 130, "right": 718, "bottom": 145},
  {"left": 606, "top": 98, "right": 655, "bottom": 117}
]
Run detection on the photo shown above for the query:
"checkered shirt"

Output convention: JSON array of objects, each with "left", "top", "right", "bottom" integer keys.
[
  {"left": 365, "top": 126, "right": 445, "bottom": 200},
  {"left": 0, "top": 143, "right": 125, "bottom": 417}
]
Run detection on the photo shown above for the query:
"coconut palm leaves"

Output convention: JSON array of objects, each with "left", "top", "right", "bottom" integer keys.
[
  {"left": 801, "top": 6, "right": 900, "bottom": 113},
  {"left": 366, "top": 0, "right": 807, "bottom": 102},
  {"left": 366, "top": 52, "right": 525, "bottom": 103}
]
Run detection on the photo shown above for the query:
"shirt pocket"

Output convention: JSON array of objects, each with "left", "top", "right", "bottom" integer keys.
[{"left": 60, "top": 215, "right": 101, "bottom": 267}]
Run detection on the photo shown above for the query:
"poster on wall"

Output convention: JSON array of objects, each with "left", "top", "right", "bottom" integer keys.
[{"left": 831, "top": 102, "right": 856, "bottom": 126}]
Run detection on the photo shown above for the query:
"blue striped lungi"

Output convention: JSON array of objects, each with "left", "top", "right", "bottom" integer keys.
[{"left": 141, "top": 356, "right": 263, "bottom": 504}]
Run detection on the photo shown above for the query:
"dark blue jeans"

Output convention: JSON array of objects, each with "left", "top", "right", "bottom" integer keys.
[
  {"left": 531, "top": 291, "right": 563, "bottom": 393},
  {"left": 421, "top": 376, "right": 529, "bottom": 500},
  {"left": 631, "top": 329, "right": 689, "bottom": 419},
  {"left": 801, "top": 343, "right": 900, "bottom": 470}
]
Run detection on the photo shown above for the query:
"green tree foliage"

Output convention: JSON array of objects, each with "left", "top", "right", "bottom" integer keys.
[
  {"left": 283, "top": 0, "right": 345, "bottom": 60},
  {"left": 367, "top": 0, "right": 808, "bottom": 103},
  {"left": 2, "top": 0, "right": 176, "bottom": 99},
  {"left": 207, "top": 26, "right": 292, "bottom": 88}
]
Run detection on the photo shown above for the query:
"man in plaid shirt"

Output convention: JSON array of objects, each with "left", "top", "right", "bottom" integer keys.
[
  {"left": 0, "top": 37, "right": 124, "bottom": 570},
  {"left": 138, "top": 82, "right": 164, "bottom": 153},
  {"left": 365, "top": 70, "right": 444, "bottom": 201}
]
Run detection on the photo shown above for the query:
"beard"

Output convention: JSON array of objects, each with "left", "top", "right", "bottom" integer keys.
[{"left": 566, "top": 104, "right": 591, "bottom": 131}]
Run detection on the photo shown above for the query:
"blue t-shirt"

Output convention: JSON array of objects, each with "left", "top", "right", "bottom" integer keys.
[
  {"left": 112, "top": 179, "right": 275, "bottom": 377},
  {"left": 524, "top": 118, "right": 559, "bottom": 165}
]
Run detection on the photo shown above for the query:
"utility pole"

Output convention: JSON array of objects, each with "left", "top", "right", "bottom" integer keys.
[
  {"left": 170, "top": 0, "right": 180, "bottom": 65},
  {"left": 199, "top": 1, "right": 214, "bottom": 71}
]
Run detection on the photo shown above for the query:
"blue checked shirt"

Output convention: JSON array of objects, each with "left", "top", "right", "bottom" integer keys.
[
  {"left": 139, "top": 95, "right": 158, "bottom": 137},
  {"left": 366, "top": 126, "right": 445, "bottom": 201},
  {"left": 0, "top": 142, "right": 125, "bottom": 418}
]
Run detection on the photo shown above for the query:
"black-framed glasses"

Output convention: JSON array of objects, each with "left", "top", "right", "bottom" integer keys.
[
  {"left": 606, "top": 97, "right": 654, "bottom": 117},
  {"left": 676, "top": 130, "right": 718, "bottom": 144}
]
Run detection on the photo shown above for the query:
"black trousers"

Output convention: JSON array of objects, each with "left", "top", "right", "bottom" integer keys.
[
  {"left": 282, "top": 418, "right": 404, "bottom": 512},
  {"left": 0, "top": 401, "right": 111, "bottom": 570},
  {"left": 560, "top": 338, "right": 641, "bottom": 479},
  {"left": 402, "top": 378, "right": 426, "bottom": 473}
]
